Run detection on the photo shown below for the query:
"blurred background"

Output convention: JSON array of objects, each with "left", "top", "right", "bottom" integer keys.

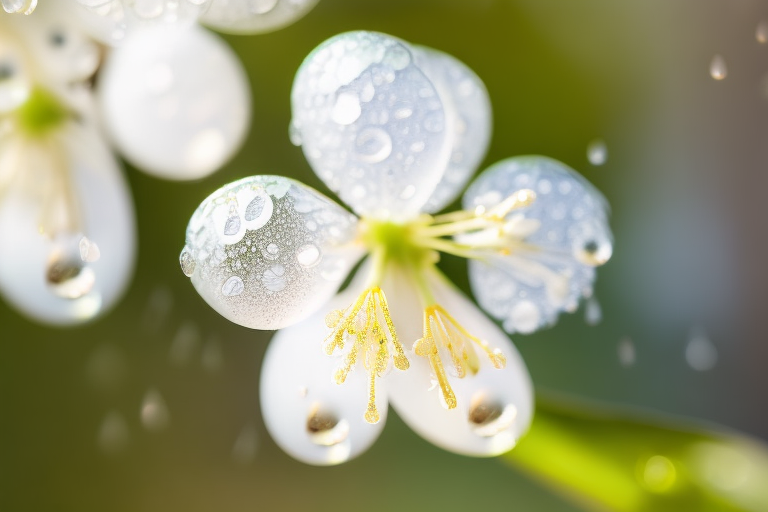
[{"left": 1, "top": 0, "right": 767, "bottom": 510}]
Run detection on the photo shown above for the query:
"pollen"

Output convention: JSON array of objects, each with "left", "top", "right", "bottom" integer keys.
[
  {"left": 323, "top": 287, "right": 409, "bottom": 424},
  {"left": 413, "top": 305, "right": 506, "bottom": 409}
]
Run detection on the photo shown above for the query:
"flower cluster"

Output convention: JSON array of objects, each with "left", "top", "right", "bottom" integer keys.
[{"left": 181, "top": 31, "right": 613, "bottom": 464}]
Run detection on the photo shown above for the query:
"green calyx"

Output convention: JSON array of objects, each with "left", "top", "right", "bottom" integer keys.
[
  {"left": 362, "top": 218, "right": 436, "bottom": 268},
  {"left": 16, "top": 87, "right": 69, "bottom": 136}
]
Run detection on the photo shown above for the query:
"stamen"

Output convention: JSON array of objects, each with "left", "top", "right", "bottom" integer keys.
[
  {"left": 414, "top": 305, "right": 506, "bottom": 409},
  {"left": 323, "top": 287, "right": 409, "bottom": 424}
]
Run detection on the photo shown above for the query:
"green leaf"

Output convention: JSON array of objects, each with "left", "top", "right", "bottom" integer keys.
[{"left": 504, "top": 393, "right": 768, "bottom": 512}]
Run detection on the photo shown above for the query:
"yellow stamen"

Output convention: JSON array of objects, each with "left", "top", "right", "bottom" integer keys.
[{"left": 324, "top": 287, "right": 409, "bottom": 424}]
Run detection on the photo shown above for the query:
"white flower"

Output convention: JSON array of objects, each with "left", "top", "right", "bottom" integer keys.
[{"left": 180, "top": 31, "right": 613, "bottom": 465}]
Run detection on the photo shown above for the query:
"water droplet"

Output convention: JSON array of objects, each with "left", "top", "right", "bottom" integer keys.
[
  {"left": 393, "top": 103, "right": 413, "bottom": 119},
  {"left": 179, "top": 248, "right": 196, "bottom": 277},
  {"left": 86, "top": 343, "right": 128, "bottom": 393},
  {"left": 587, "top": 139, "right": 608, "bottom": 166},
  {"left": 262, "top": 264, "right": 287, "bottom": 292},
  {"left": 169, "top": 321, "right": 201, "bottom": 366},
  {"left": 201, "top": 335, "right": 223, "bottom": 373},
  {"left": 140, "top": 388, "right": 170, "bottom": 432},
  {"left": 618, "top": 336, "right": 636, "bottom": 367},
  {"left": 247, "top": 0, "right": 277, "bottom": 14},
  {"left": 289, "top": 120, "right": 302, "bottom": 146},
  {"left": 244, "top": 195, "right": 265, "bottom": 222},
  {"left": 46, "top": 249, "right": 95, "bottom": 299},
  {"left": 399, "top": 184, "right": 416, "bottom": 200},
  {"left": 468, "top": 393, "right": 518, "bottom": 437},
  {"left": 423, "top": 111, "right": 444, "bottom": 133},
  {"left": 232, "top": 423, "right": 258, "bottom": 464},
  {"left": 306, "top": 403, "right": 349, "bottom": 446},
  {"left": 331, "top": 92, "right": 361, "bottom": 125},
  {"left": 79, "top": 236, "right": 101, "bottom": 262},
  {"left": 757, "top": 20, "right": 768, "bottom": 44},
  {"left": 641, "top": 455, "right": 677, "bottom": 493},
  {"left": 97, "top": 411, "right": 130, "bottom": 455},
  {"left": 221, "top": 275, "right": 245, "bottom": 297},
  {"left": 354, "top": 126, "right": 392, "bottom": 163},
  {"left": 384, "top": 45, "right": 411, "bottom": 70},
  {"left": 710, "top": 54, "right": 727, "bottom": 80},
  {"left": 686, "top": 327, "right": 717, "bottom": 371},
  {"left": 510, "top": 301, "right": 540, "bottom": 334},
  {"left": 584, "top": 296, "right": 602, "bottom": 325},
  {"left": 296, "top": 244, "right": 321, "bottom": 267},
  {"left": 575, "top": 238, "right": 612, "bottom": 266}
]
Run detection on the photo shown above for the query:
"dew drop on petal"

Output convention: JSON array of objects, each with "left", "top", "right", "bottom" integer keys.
[
  {"left": 97, "top": 410, "right": 130, "bottom": 455},
  {"left": 79, "top": 236, "right": 101, "bottom": 262},
  {"left": 618, "top": 336, "right": 636, "bottom": 367},
  {"left": 262, "top": 264, "right": 287, "bottom": 292},
  {"left": 354, "top": 126, "right": 392, "bottom": 163},
  {"left": 686, "top": 327, "right": 717, "bottom": 371},
  {"left": 331, "top": 91, "right": 361, "bottom": 125},
  {"left": 710, "top": 54, "right": 727, "bottom": 80},
  {"left": 757, "top": 20, "right": 768, "bottom": 44},
  {"left": 510, "top": 301, "right": 540, "bottom": 334},
  {"left": 141, "top": 388, "right": 170, "bottom": 432},
  {"left": 232, "top": 423, "right": 258, "bottom": 465},
  {"left": 46, "top": 249, "right": 95, "bottom": 299},
  {"left": 587, "top": 138, "right": 608, "bottom": 166},
  {"left": 179, "top": 247, "right": 196, "bottom": 276},
  {"left": 221, "top": 275, "right": 245, "bottom": 297},
  {"left": 468, "top": 392, "right": 518, "bottom": 438},
  {"left": 306, "top": 403, "right": 350, "bottom": 446},
  {"left": 296, "top": 244, "right": 321, "bottom": 267},
  {"left": 574, "top": 238, "right": 613, "bottom": 266}
]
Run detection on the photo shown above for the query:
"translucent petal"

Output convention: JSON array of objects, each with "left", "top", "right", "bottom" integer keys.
[
  {"left": 182, "top": 175, "right": 363, "bottom": 330},
  {"left": 0, "top": 30, "right": 32, "bottom": 113},
  {"left": 260, "top": 275, "right": 386, "bottom": 465},
  {"left": 463, "top": 156, "right": 613, "bottom": 334},
  {"left": 384, "top": 267, "right": 534, "bottom": 456},
  {"left": 73, "top": 0, "right": 209, "bottom": 45},
  {"left": 201, "top": 0, "right": 318, "bottom": 35},
  {"left": 98, "top": 24, "right": 250, "bottom": 179},
  {"left": 414, "top": 47, "right": 492, "bottom": 213},
  {"left": 290, "top": 31, "right": 452, "bottom": 220},
  {"left": 0, "top": 125, "right": 136, "bottom": 325}
]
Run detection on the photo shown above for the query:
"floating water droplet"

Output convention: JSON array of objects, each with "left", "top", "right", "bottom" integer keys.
[
  {"left": 710, "top": 54, "right": 727, "bottom": 80},
  {"left": 221, "top": 275, "right": 245, "bottom": 297},
  {"left": 306, "top": 403, "right": 349, "bottom": 446},
  {"left": 686, "top": 327, "right": 717, "bottom": 371},
  {"left": 584, "top": 296, "right": 602, "bottom": 325},
  {"left": 618, "top": 336, "right": 636, "bottom": 367},
  {"left": 179, "top": 248, "right": 196, "bottom": 277},
  {"left": 354, "top": 126, "right": 392, "bottom": 163},
  {"left": 97, "top": 411, "right": 130, "bottom": 455},
  {"left": 79, "top": 236, "right": 101, "bottom": 263},
  {"left": 296, "top": 244, "right": 321, "bottom": 268},
  {"left": 468, "top": 393, "right": 517, "bottom": 437},
  {"left": 201, "top": 335, "right": 223, "bottom": 373},
  {"left": 575, "top": 238, "right": 612, "bottom": 266},
  {"left": 510, "top": 301, "right": 540, "bottom": 334},
  {"left": 169, "top": 321, "right": 200, "bottom": 366},
  {"left": 232, "top": 423, "right": 258, "bottom": 464},
  {"left": 587, "top": 139, "right": 608, "bottom": 166},
  {"left": 757, "top": 20, "right": 768, "bottom": 44},
  {"left": 141, "top": 388, "right": 170, "bottom": 431},
  {"left": 46, "top": 249, "right": 95, "bottom": 299},
  {"left": 331, "top": 92, "right": 361, "bottom": 125},
  {"left": 86, "top": 343, "right": 128, "bottom": 393},
  {"left": 262, "top": 264, "right": 287, "bottom": 292}
]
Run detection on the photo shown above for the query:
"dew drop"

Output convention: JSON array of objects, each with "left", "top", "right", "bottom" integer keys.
[
  {"left": 46, "top": 250, "right": 95, "bottom": 299},
  {"left": 575, "top": 238, "right": 613, "bottom": 266},
  {"left": 306, "top": 403, "right": 349, "bottom": 446},
  {"left": 710, "top": 54, "right": 727, "bottom": 80},
  {"left": 262, "top": 264, "right": 287, "bottom": 292},
  {"left": 468, "top": 392, "right": 518, "bottom": 437},
  {"left": 97, "top": 411, "right": 130, "bottom": 455},
  {"left": 618, "top": 336, "right": 636, "bottom": 367},
  {"left": 179, "top": 248, "right": 196, "bottom": 277},
  {"left": 222, "top": 275, "right": 245, "bottom": 297},
  {"left": 296, "top": 244, "right": 321, "bottom": 268},
  {"left": 641, "top": 455, "right": 677, "bottom": 493},
  {"left": 140, "top": 388, "right": 170, "bottom": 432},
  {"left": 423, "top": 111, "right": 444, "bottom": 133},
  {"left": 331, "top": 91, "right": 361, "bottom": 125},
  {"left": 686, "top": 326, "right": 717, "bottom": 371},
  {"left": 244, "top": 195, "right": 265, "bottom": 222},
  {"left": 79, "top": 236, "right": 101, "bottom": 262},
  {"left": 354, "top": 126, "right": 392, "bottom": 163},
  {"left": 510, "top": 301, "right": 540, "bottom": 334},
  {"left": 224, "top": 213, "right": 241, "bottom": 236},
  {"left": 289, "top": 120, "right": 302, "bottom": 146},
  {"left": 585, "top": 296, "right": 602, "bottom": 325},
  {"left": 757, "top": 20, "right": 768, "bottom": 44},
  {"left": 393, "top": 103, "right": 413, "bottom": 119},
  {"left": 587, "top": 139, "right": 608, "bottom": 166},
  {"left": 232, "top": 423, "right": 258, "bottom": 464},
  {"left": 399, "top": 184, "right": 416, "bottom": 200}
]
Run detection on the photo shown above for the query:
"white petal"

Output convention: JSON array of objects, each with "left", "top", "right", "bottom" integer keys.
[
  {"left": 414, "top": 47, "right": 492, "bottom": 213},
  {"left": 260, "top": 278, "right": 386, "bottom": 465},
  {"left": 201, "top": 0, "right": 318, "bottom": 35},
  {"left": 0, "top": 125, "right": 136, "bottom": 324},
  {"left": 290, "top": 31, "right": 452, "bottom": 220},
  {"left": 98, "top": 24, "right": 250, "bottom": 179},
  {"left": 463, "top": 156, "right": 613, "bottom": 334},
  {"left": 73, "top": 0, "right": 208, "bottom": 45},
  {"left": 383, "top": 267, "right": 533, "bottom": 456},
  {"left": 0, "top": 29, "right": 32, "bottom": 114},
  {"left": 2, "top": 0, "right": 37, "bottom": 15},
  {"left": 182, "top": 175, "right": 363, "bottom": 330}
]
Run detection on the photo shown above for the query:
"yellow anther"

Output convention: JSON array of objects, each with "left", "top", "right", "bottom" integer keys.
[
  {"left": 416, "top": 305, "right": 507, "bottom": 409},
  {"left": 323, "top": 287, "right": 409, "bottom": 424}
]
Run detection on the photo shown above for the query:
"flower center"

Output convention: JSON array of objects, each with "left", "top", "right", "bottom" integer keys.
[{"left": 14, "top": 87, "right": 70, "bottom": 137}]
